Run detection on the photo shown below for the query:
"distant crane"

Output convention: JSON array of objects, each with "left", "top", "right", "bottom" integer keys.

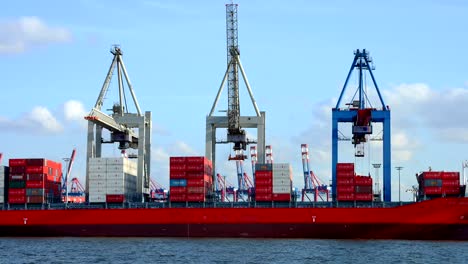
[
  {"left": 332, "top": 49, "right": 391, "bottom": 202},
  {"left": 62, "top": 178, "right": 86, "bottom": 203},
  {"left": 266, "top": 145, "right": 273, "bottom": 164},
  {"left": 62, "top": 148, "right": 77, "bottom": 203},
  {"left": 216, "top": 173, "right": 237, "bottom": 202},
  {"left": 301, "top": 144, "right": 329, "bottom": 202},
  {"left": 206, "top": 3, "right": 266, "bottom": 189},
  {"left": 150, "top": 178, "right": 167, "bottom": 201},
  {"left": 0, "top": 153, "right": 3, "bottom": 164}
]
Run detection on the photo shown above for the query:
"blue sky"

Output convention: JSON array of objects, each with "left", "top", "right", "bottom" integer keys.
[{"left": 1, "top": 0, "right": 468, "bottom": 201}]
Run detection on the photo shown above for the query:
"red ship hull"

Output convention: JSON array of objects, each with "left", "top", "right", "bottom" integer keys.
[{"left": 1, "top": 198, "right": 467, "bottom": 239}]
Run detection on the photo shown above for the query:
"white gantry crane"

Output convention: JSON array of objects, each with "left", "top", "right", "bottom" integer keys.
[
  {"left": 85, "top": 46, "right": 152, "bottom": 202},
  {"left": 206, "top": 3, "right": 266, "bottom": 195}
]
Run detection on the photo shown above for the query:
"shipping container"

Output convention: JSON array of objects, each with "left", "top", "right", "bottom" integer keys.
[
  {"left": 186, "top": 193, "right": 205, "bottom": 202},
  {"left": 336, "top": 163, "right": 354, "bottom": 171},
  {"left": 169, "top": 171, "right": 187, "bottom": 179},
  {"left": 187, "top": 187, "right": 204, "bottom": 194},
  {"left": 9, "top": 174, "right": 25, "bottom": 181},
  {"left": 355, "top": 193, "right": 373, "bottom": 201},
  {"left": 442, "top": 179, "right": 459, "bottom": 187},
  {"left": 9, "top": 159, "right": 26, "bottom": 167},
  {"left": 9, "top": 188, "right": 26, "bottom": 196},
  {"left": 9, "top": 180, "right": 26, "bottom": 188},
  {"left": 442, "top": 172, "right": 459, "bottom": 180},
  {"left": 336, "top": 178, "right": 354, "bottom": 185},
  {"left": 169, "top": 164, "right": 186, "bottom": 171},
  {"left": 170, "top": 194, "right": 187, "bottom": 202},
  {"left": 336, "top": 170, "right": 355, "bottom": 178},
  {"left": 355, "top": 185, "right": 373, "bottom": 193},
  {"left": 26, "top": 180, "right": 44, "bottom": 188},
  {"left": 169, "top": 157, "right": 187, "bottom": 164},
  {"left": 256, "top": 194, "right": 273, "bottom": 201},
  {"left": 170, "top": 187, "right": 187, "bottom": 194},
  {"left": 27, "top": 195, "right": 45, "bottom": 204},
  {"left": 170, "top": 179, "right": 187, "bottom": 187},
  {"left": 255, "top": 171, "right": 273, "bottom": 178},
  {"left": 186, "top": 178, "right": 205, "bottom": 187},
  {"left": 106, "top": 194, "right": 125, "bottom": 203},
  {"left": 10, "top": 166, "right": 25, "bottom": 174},
  {"left": 424, "top": 179, "right": 443, "bottom": 187},
  {"left": 255, "top": 186, "right": 272, "bottom": 194},
  {"left": 26, "top": 173, "right": 45, "bottom": 181},
  {"left": 272, "top": 193, "right": 291, "bottom": 201},
  {"left": 337, "top": 193, "right": 355, "bottom": 201},
  {"left": 8, "top": 195, "right": 26, "bottom": 204},
  {"left": 255, "top": 164, "right": 272, "bottom": 171},
  {"left": 355, "top": 176, "right": 372, "bottom": 185},
  {"left": 255, "top": 178, "right": 272, "bottom": 185},
  {"left": 422, "top": 171, "right": 443, "bottom": 179},
  {"left": 442, "top": 187, "right": 460, "bottom": 195},
  {"left": 337, "top": 185, "right": 354, "bottom": 193},
  {"left": 424, "top": 186, "right": 443, "bottom": 195}
]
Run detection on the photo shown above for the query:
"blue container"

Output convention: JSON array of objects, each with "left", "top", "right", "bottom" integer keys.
[{"left": 170, "top": 179, "right": 187, "bottom": 187}]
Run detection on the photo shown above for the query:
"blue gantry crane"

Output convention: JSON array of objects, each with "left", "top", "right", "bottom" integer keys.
[{"left": 332, "top": 49, "right": 391, "bottom": 202}]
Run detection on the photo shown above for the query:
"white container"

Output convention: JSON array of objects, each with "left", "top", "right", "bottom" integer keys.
[
  {"left": 89, "top": 195, "right": 106, "bottom": 203},
  {"left": 273, "top": 186, "right": 291, "bottom": 193},
  {"left": 89, "top": 158, "right": 108, "bottom": 165},
  {"left": 89, "top": 164, "right": 107, "bottom": 172}
]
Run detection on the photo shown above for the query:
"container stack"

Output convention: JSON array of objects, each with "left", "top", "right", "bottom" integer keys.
[
  {"left": 8, "top": 158, "right": 62, "bottom": 204},
  {"left": 88, "top": 157, "right": 138, "bottom": 203},
  {"left": 336, "top": 163, "right": 355, "bottom": 201},
  {"left": 272, "top": 163, "right": 292, "bottom": 202},
  {"left": 255, "top": 164, "right": 273, "bottom": 201},
  {"left": 418, "top": 171, "right": 460, "bottom": 197},
  {"left": 0, "top": 166, "right": 8, "bottom": 204},
  {"left": 354, "top": 175, "right": 373, "bottom": 201},
  {"left": 169, "top": 156, "right": 213, "bottom": 202},
  {"left": 255, "top": 163, "right": 292, "bottom": 202}
]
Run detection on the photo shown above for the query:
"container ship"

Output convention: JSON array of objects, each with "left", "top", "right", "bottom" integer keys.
[{"left": 1, "top": 3, "right": 468, "bottom": 239}]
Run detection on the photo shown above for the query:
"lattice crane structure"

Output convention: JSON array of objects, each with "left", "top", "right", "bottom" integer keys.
[{"left": 206, "top": 3, "right": 266, "bottom": 190}]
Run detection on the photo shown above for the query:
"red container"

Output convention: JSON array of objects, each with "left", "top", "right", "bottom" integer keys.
[
  {"left": 424, "top": 186, "right": 443, "bottom": 195},
  {"left": 26, "top": 180, "right": 45, "bottom": 188},
  {"left": 186, "top": 164, "right": 208, "bottom": 172},
  {"left": 185, "top": 156, "right": 209, "bottom": 165},
  {"left": 186, "top": 172, "right": 205, "bottom": 178},
  {"left": 170, "top": 186, "right": 187, "bottom": 194},
  {"left": 336, "top": 171, "right": 355, "bottom": 178},
  {"left": 255, "top": 178, "right": 272, "bottom": 185},
  {"left": 442, "top": 179, "right": 460, "bottom": 187},
  {"left": 187, "top": 187, "right": 205, "bottom": 194},
  {"left": 27, "top": 195, "right": 45, "bottom": 204},
  {"left": 186, "top": 193, "right": 205, "bottom": 202},
  {"left": 9, "top": 159, "right": 26, "bottom": 166},
  {"left": 337, "top": 193, "right": 355, "bottom": 201},
  {"left": 187, "top": 178, "right": 205, "bottom": 187},
  {"left": 10, "top": 166, "right": 25, "bottom": 174},
  {"left": 8, "top": 195, "right": 26, "bottom": 204},
  {"left": 106, "top": 194, "right": 125, "bottom": 203},
  {"left": 169, "top": 164, "right": 186, "bottom": 171},
  {"left": 27, "top": 174, "right": 45, "bottom": 181},
  {"left": 255, "top": 186, "right": 272, "bottom": 194},
  {"left": 422, "top": 172, "right": 442, "bottom": 179},
  {"left": 170, "top": 195, "right": 187, "bottom": 202},
  {"left": 170, "top": 171, "right": 187, "bottom": 179},
  {"left": 336, "top": 163, "right": 354, "bottom": 171},
  {"left": 443, "top": 187, "right": 460, "bottom": 195},
  {"left": 9, "top": 188, "right": 26, "bottom": 196},
  {"left": 255, "top": 171, "right": 273, "bottom": 178},
  {"left": 337, "top": 185, "right": 354, "bottom": 193},
  {"left": 355, "top": 185, "right": 373, "bottom": 193},
  {"left": 337, "top": 178, "right": 354, "bottom": 185},
  {"left": 272, "top": 193, "right": 290, "bottom": 201},
  {"left": 169, "top": 157, "right": 187, "bottom": 164},
  {"left": 355, "top": 176, "right": 372, "bottom": 185},
  {"left": 46, "top": 174, "right": 61, "bottom": 183},
  {"left": 442, "top": 172, "right": 459, "bottom": 180},
  {"left": 9, "top": 174, "right": 26, "bottom": 181},
  {"left": 256, "top": 194, "right": 272, "bottom": 201},
  {"left": 355, "top": 193, "right": 373, "bottom": 201},
  {"left": 25, "top": 166, "right": 49, "bottom": 174}
]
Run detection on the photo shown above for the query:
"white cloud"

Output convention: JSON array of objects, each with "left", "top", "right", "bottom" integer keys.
[
  {"left": 0, "top": 17, "right": 72, "bottom": 54},
  {"left": 64, "top": 100, "right": 87, "bottom": 122},
  {"left": 0, "top": 106, "right": 63, "bottom": 134}
]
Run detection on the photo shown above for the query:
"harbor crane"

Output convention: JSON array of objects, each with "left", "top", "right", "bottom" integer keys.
[
  {"left": 332, "top": 49, "right": 391, "bottom": 202},
  {"left": 301, "top": 144, "right": 329, "bottom": 202},
  {"left": 206, "top": 3, "right": 266, "bottom": 190},
  {"left": 61, "top": 148, "right": 76, "bottom": 203},
  {"left": 150, "top": 178, "right": 167, "bottom": 201},
  {"left": 85, "top": 46, "right": 152, "bottom": 202}
]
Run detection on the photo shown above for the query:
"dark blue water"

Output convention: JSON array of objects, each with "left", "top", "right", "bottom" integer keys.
[{"left": 0, "top": 238, "right": 466, "bottom": 264}]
